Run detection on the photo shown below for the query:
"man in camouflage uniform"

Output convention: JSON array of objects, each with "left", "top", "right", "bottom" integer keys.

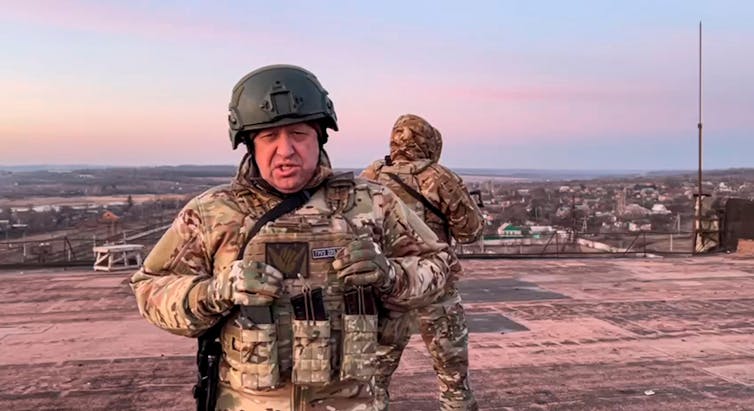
[
  {"left": 361, "top": 114, "right": 484, "bottom": 411},
  {"left": 130, "top": 66, "right": 456, "bottom": 410}
]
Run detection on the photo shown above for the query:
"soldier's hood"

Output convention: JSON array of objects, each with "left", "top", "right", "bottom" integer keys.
[
  {"left": 232, "top": 149, "right": 333, "bottom": 197},
  {"left": 389, "top": 114, "right": 442, "bottom": 163}
]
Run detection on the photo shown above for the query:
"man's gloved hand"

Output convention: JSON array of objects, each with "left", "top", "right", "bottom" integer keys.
[
  {"left": 206, "top": 260, "right": 284, "bottom": 312},
  {"left": 333, "top": 238, "right": 395, "bottom": 292}
]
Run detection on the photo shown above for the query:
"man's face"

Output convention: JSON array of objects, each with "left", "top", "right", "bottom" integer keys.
[{"left": 253, "top": 122, "right": 320, "bottom": 193}]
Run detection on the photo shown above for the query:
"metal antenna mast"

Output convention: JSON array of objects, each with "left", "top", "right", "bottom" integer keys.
[{"left": 693, "top": 21, "right": 704, "bottom": 254}]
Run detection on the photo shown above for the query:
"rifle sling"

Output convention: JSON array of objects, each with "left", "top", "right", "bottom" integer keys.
[{"left": 384, "top": 172, "right": 450, "bottom": 239}]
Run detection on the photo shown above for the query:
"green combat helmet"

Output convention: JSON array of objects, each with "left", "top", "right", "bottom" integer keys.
[{"left": 228, "top": 64, "right": 338, "bottom": 149}]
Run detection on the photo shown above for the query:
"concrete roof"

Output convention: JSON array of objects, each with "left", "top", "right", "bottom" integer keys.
[{"left": 2, "top": 255, "right": 754, "bottom": 410}]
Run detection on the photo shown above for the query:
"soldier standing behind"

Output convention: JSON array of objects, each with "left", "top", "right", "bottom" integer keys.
[
  {"left": 361, "top": 114, "right": 484, "bottom": 411},
  {"left": 130, "top": 66, "right": 454, "bottom": 411}
]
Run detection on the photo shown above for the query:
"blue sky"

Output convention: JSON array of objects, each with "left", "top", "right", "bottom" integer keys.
[{"left": 0, "top": 0, "right": 752, "bottom": 170}]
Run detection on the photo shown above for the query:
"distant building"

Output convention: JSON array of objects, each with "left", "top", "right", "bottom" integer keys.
[
  {"left": 555, "top": 206, "right": 570, "bottom": 218},
  {"left": 628, "top": 222, "right": 652, "bottom": 232},
  {"left": 633, "top": 183, "right": 657, "bottom": 191},
  {"left": 717, "top": 182, "right": 733, "bottom": 193},
  {"left": 100, "top": 211, "right": 121, "bottom": 237},
  {"left": 100, "top": 211, "right": 121, "bottom": 223},
  {"left": 483, "top": 213, "right": 495, "bottom": 225},
  {"left": 530, "top": 225, "right": 554, "bottom": 234},
  {"left": 72, "top": 204, "right": 101, "bottom": 211},
  {"left": 497, "top": 223, "right": 524, "bottom": 237},
  {"left": 621, "top": 204, "right": 651, "bottom": 218},
  {"left": 575, "top": 203, "right": 591, "bottom": 213},
  {"left": 32, "top": 205, "right": 61, "bottom": 213},
  {"left": 651, "top": 204, "right": 671, "bottom": 215}
]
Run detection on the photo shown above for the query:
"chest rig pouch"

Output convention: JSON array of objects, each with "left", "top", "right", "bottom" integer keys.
[
  {"left": 221, "top": 173, "right": 379, "bottom": 392},
  {"left": 340, "top": 284, "right": 378, "bottom": 382},
  {"left": 330, "top": 175, "right": 379, "bottom": 383}
]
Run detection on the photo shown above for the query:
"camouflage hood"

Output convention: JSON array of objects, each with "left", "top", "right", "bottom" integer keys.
[
  {"left": 389, "top": 114, "right": 442, "bottom": 163},
  {"left": 232, "top": 149, "right": 333, "bottom": 197}
]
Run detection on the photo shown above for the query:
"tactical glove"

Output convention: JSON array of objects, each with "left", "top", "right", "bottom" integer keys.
[
  {"left": 333, "top": 238, "right": 395, "bottom": 292},
  {"left": 206, "top": 260, "right": 284, "bottom": 312}
]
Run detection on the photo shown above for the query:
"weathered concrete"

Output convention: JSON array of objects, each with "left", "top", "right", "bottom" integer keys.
[{"left": 2, "top": 255, "right": 754, "bottom": 410}]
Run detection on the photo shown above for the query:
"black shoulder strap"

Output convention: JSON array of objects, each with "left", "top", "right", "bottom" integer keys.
[
  {"left": 236, "top": 188, "right": 316, "bottom": 259},
  {"left": 384, "top": 172, "right": 450, "bottom": 238}
]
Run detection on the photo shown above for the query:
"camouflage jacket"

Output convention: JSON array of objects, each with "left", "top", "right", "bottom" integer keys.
[
  {"left": 361, "top": 114, "right": 483, "bottom": 246},
  {"left": 129, "top": 151, "right": 455, "bottom": 409},
  {"left": 130, "top": 151, "right": 453, "bottom": 337}
]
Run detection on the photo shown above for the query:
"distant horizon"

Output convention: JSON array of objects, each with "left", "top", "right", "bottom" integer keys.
[{"left": 2, "top": 163, "right": 750, "bottom": 174}]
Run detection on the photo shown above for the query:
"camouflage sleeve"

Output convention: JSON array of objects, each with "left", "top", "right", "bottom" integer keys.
[
  {"left": 129, "top": 198, "right": 219, "bottom": 338},
  {"left": 432, "top": 165, "right": 484, "bottom": 244},
  {"left": 359, "top": 160, "right": 384, "bottom": 181},
  {"left": 375, "top": 185, "right": 453, "bottom": 310}
]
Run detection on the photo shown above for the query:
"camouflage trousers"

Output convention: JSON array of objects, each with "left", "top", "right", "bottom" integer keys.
[{"left": 375, "top": 288, "right": 478, "bottom": 411}]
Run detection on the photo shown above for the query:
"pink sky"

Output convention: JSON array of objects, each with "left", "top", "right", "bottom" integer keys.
[{"left": 1, "top": 2, "right": 753, "bottom": 169}]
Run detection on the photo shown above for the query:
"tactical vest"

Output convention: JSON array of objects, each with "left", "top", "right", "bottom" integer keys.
[{"left": 217, "top": 176, "right": 379, "bottom": 394}]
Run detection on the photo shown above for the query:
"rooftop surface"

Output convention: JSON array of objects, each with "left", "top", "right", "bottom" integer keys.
[{"left": 2, "top": 255, "right": 754, "bottom": 410}]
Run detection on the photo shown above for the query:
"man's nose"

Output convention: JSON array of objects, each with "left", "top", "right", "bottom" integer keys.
[{"left": 275, "top": 132, "right": 296, "bottom": 156}]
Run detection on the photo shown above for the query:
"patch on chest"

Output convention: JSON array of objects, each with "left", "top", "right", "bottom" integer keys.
[
  {"left": 265, "top": 242, "right": 309, "bottom": 279},
  {"left": 311, "top": 246, "right": 342, "bottom": 260}
]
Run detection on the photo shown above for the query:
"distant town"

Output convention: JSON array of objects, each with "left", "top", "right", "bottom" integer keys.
[
  {"left": 467, "top": 169, "right": 750, "bottom": 237},
  {"left": 1, "top": 166, "right": 752, "bottom": 263}
]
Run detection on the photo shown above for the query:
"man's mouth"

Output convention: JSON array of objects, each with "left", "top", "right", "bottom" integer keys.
[{"left": 274, "top": 164, "right": 301, "bottom": 176}]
